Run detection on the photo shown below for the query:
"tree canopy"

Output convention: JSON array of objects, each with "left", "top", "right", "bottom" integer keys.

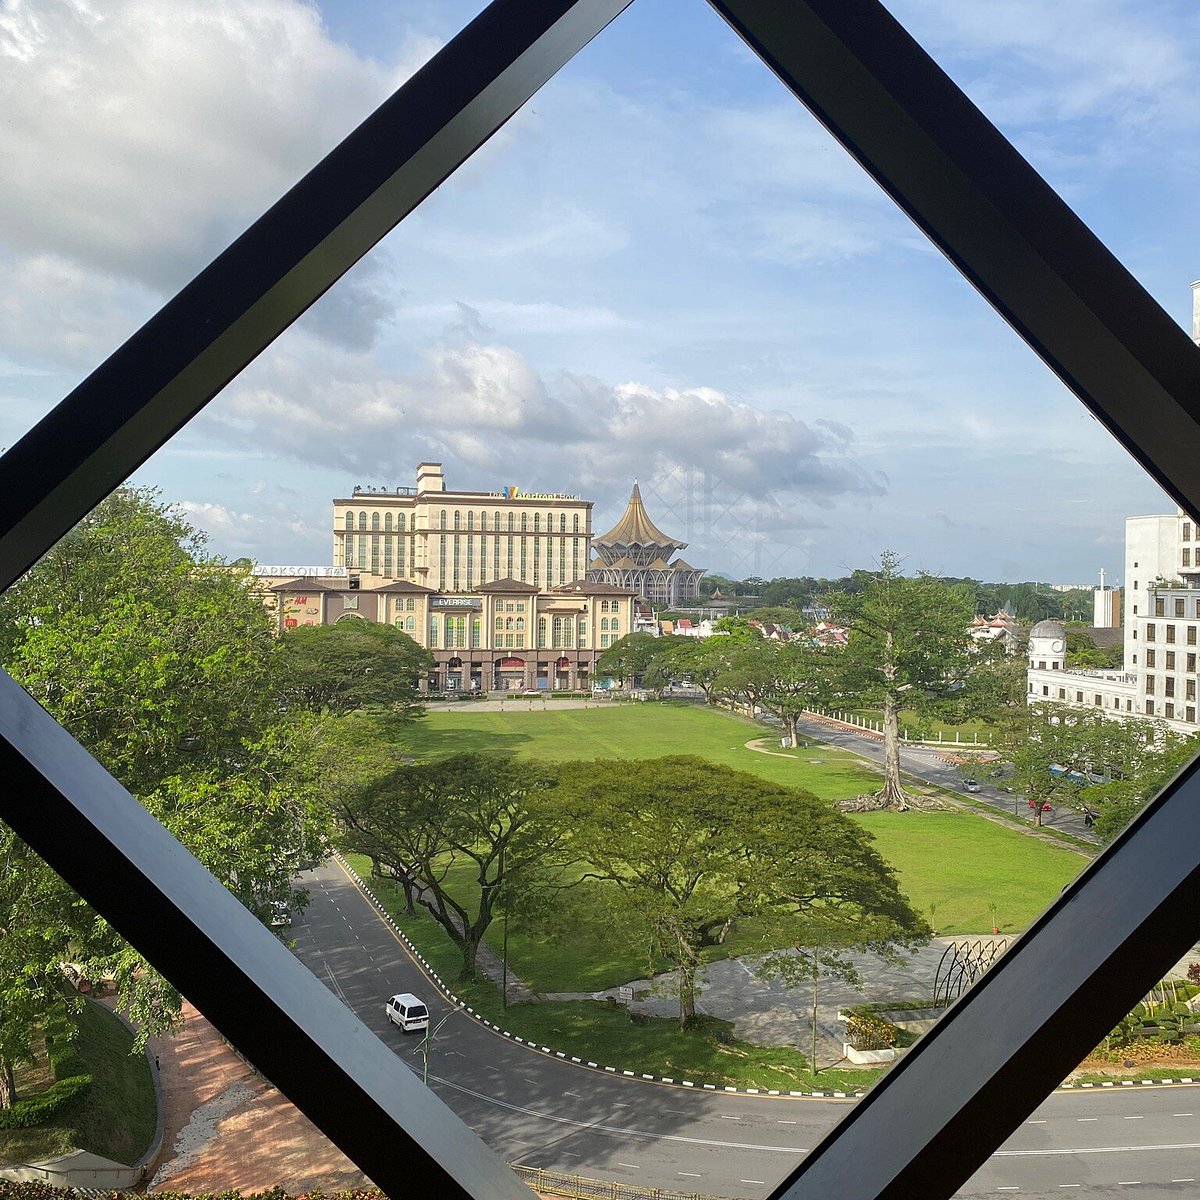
[
  {"left": 559, "top": 756, "right": 927, "bottom": 1024},
  {"left": 330, "top": 753, "right": 569, "bottom": 979},
  {"left": 276, "top": 620, "right": 432, "bottom": 717},
  {"left": 825, "top": 551, "right": 976, "bottom": 810},
  {"left": 0, "top": 488, "right": 330, "bottom": 1102}
]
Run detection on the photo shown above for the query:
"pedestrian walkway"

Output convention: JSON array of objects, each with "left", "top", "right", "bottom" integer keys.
[{"left": 147, "top": 1001, "right": 370, "bottom": 1194}]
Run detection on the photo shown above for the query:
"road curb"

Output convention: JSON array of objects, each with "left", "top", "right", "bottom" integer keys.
[
  {"left": 332, "top": 852, "right": 866, "bottom": 1099},
  {"left": 334, "top": 854, "right": 1200, "bottom": 1099}
]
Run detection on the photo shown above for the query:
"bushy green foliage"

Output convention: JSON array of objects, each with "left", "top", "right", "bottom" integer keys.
[
  {"left": 844, "top": 1012, "right": 899, "bottom": 1051},
  {"left": 0, "top": 1077, "right": 91, "bottom": 1130}
]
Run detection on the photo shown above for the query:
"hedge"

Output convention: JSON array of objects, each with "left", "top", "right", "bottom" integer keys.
[
  {"left": 0, "top": 1003, "right": 93, "bottom": 1129},
  {"left": 0, "top": 1077, "right": 92, "bottom": 1130}
]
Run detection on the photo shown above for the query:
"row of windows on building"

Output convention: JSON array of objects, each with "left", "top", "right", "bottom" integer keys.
[
  {"left": 342, "top": 509, "right": 584, "bottom": 533},
  {"left": 425, "top": 613, "right": 621, "bottom": 650},
  {"left": 343, "top": 533, "right": 585, "bottom": 588},
  {"left": 1032, "top": 680, "right": 1197, "bottom": 724},
  {"left": 1137, "top": 622, "right": 1199, "bottom": 643}
]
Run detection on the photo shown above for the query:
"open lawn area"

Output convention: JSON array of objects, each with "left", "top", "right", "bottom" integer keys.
[
  {"left": 392, "top": 707, "right": 1086, "bottom": 970},
  {"left": 403, "top": 704, "right": 882, "bottom": 801}
]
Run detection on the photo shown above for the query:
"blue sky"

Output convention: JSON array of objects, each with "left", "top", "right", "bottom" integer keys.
[{"left": 2, "top": 0, "right": 1196, "bottom": 584}]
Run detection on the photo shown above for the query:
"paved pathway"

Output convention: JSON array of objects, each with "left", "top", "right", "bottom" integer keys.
[{"left": 147, "top": 1001, "right": 370, "bottom": 1194}]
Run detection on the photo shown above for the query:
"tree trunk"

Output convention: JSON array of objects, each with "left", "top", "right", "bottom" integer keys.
[
  {"left": 811, "top": 971, "right": 819, "bottom": 1076},
  {"left": 460, "top": 936, "right": 478, "bottom": 979},
  {"left": 879, "top": 691, "right": 907, "bottom": 805},
  {"left": 785, "top": 715, "right": 799, "bottom": 749},
  {"left": 0, "top": 1056, "right": 14, "bottom": 1110},
  {"left": 838, "top": 690, "right": 946, "bottom": 812},
  {"left": 678, "top": 963, "right": 697, "bottom": 1027}
]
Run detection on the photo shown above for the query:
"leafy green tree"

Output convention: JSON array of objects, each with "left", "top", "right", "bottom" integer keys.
[
  {"left": 1005, "top": 704, "right": 1195, "bottom": 830},
  {"left": 331, "top": 754, "right": 568, "bottom": 979},
  {"left": 596, "top": 632, "right": 661, "bottom": 688},
  {"left": 658, "top": 636, "right": 734, "bottom": 704},
  {"left": 560, "top": 756, "right": 926, "bottom": 1025},
  {"left": 826, "top": 552, "right": 976, "bottom": 810},
  {"left": 754, "top": 912, "right": 926, "bottom": 1074},
  {"left": 0, "top": 488, "right": 329, "bottom": 1084},
  {"left": 0, "top": 834, "right": 92, "bottom": 1107},
  {"left": 715, "top": 640, "right": 834, "bottom": 747},
  {"left": 276, "top": 621, "right": 432, "bottom": 717}
]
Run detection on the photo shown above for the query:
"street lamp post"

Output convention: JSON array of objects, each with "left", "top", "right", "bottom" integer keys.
[{"left": 419, "top": 1013, "right": 452, "bottom": 1087}]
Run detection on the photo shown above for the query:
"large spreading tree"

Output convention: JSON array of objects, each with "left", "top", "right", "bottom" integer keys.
[
  {"left": 0, "top": 488, "right": 329, "bottom": 1101},
  {"left": 276, "top": 620, "right": 432, "bottom": 717},
  {"left": 560, "top": 756, "right": 927, "bottom": 1025},
  {"left": 715, "top": 639, "right": 834, "bottom": 747},
  {"left": 330, "top": 753, "right": 570, "bottom": 980},
  {"left": 825, "top": 551, "right": 976, "bottom": 811}
]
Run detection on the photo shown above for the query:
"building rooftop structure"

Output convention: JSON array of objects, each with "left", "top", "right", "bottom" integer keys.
[{"left": 588, "top": 482, "right": 705, "bottom": 608}]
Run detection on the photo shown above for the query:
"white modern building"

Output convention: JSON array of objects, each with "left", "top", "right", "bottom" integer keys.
[{"left": 1028, "top": 509, "right": 1200, "bottom": 733}]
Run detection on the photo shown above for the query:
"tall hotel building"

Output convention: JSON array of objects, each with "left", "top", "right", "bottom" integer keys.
[{"left": 262, "top": 463, "right": 637, "bottom": 693}]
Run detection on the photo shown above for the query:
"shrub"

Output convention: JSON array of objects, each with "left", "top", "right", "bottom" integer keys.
[
  {"left": 0, "top": 1076, "right": 92, "bottom": 1129},
  {"left": 845, "top": 1013, "right": 898, "bottom": 1051}
]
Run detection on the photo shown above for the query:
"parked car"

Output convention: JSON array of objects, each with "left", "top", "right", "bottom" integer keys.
[
  {"left": 385, "top": 993, "right": 430, "bottom": 1034},
  {"left": 1028, "top": 799, "right": 1053, "bottom": 813},
  {"left": 962, "top": 779, "right": 981, "bottom": 793}
]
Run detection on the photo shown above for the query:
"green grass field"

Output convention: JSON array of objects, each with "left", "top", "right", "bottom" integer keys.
[
  {"left": 0, "top": 999, "right": 156, "bottom": 1168},
  {"left": 397, "top": 706, "right": 1086, "bottom": 956},
  {"left": 403, "top": 703, "right": 883, "bottom": 800}
]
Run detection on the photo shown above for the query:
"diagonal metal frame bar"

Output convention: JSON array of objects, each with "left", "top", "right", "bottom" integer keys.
[
  {"left": 0, "top": 0, "right": 631, "bottom": 1193},
  {"left": 0, "top": 0, "right": 632, "bottom": 592},
  {"left": 1, "top": 0, "right": 1200, "bottom": 1197},
  {"left": 697, "top": 1, "right": 1200, "bottom": 1196},
  {"left": 0, "top": 672, "right": 530, "bottom": 1199},
  {"left": 709, "top": 0, "right": 1200, "bottom": 524}
]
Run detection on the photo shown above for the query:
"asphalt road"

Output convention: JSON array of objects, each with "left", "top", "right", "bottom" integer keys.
[
  {"left": 792, "top": 714, "right": 1100, "bottom": 844},
  {"left": 293, "top": 860, "right": 1200, "bottom": 1198}
]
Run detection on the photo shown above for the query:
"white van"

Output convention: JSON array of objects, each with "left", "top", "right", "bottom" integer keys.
[{"left": 385, "top": 992, "right": 430, "bottom": 1034}]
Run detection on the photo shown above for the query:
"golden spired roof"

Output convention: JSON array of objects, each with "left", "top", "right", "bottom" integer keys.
[{"left": 594, "top": 482, "right": 686, "bottom": 550}]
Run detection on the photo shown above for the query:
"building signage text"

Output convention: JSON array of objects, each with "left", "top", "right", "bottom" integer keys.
[
  {"left": 253, "top": 565, "right": 347, "bottom": 578},
  {"left": 431, "top": 597, "right": 481, "bottom": 608},
  {"left": 492, "top": 487, "right": 580, "bottom": 501}
]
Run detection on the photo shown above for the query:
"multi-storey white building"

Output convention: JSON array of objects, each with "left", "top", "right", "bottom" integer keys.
[
  {"left": 1027, "top": 509, "right": 1200, "bottom": 732},
  {"left": 332, "top": 462, "right": 593, "bottom": 593}
]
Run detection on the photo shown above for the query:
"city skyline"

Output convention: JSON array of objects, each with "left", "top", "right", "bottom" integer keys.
[{"left": 2, "top": 0, "right": 1194, "bottom": 582}]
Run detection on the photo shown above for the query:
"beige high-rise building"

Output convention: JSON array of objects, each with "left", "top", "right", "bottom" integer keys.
[{"left": 332, "top": 462, "right": 593, "bottom": 593}]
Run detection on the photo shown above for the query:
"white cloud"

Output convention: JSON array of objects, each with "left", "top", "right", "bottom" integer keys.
[
  {"left": 0, "top": 0, "right": 431, "bottom": 296},
  {"left": 197, "top": 328, "right": 884, "bottom": 512}
]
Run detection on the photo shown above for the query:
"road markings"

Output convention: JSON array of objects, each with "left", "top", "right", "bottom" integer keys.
[
  {"left": 1117, "top": 1183, "right": 1141, "bottom": 1186},
  {"left": 740, "top": 1181, "right": 766, "bottom": 1186},
  {"left": 995, "top": 1142, "right": 1200, "bottom": 1158},
  {"left": 617, "top": 1163, "right": 639, "bottom": 1169},
  {"left": 997, "top": 1187, "right": 1019, "bottom": 1192},
  {"left": 1174, "top": 1113, "right": 1194, "bottom": 1117},
  {"left": 679, "top": 1172, "right": 702, "bottom": 1178},
  {"left": 720, "top": 1115, "right": 742, "bottom": 1120},
  {"left": 1123, "top": 1115, "right": 1144, "bottom": 1120},
  {"left": 1058, "top": 1185, "right": 1080, "bottom": 1189},
  {"left": 1171, "top": 1180, "right": 1195, "bottom": 1184},
  {"left": 1026, "top": 1120, "right": 1046, "bottom": 1124},
  {"left": 428, "top": 1075, "right": 809, "bottom": 1154},
  {"left": 1076, "top": 1118, "right": 1098, "bottom": 1122},
  {"left": 562, "top": 1090, "right": 582, "bottom": 1098},
  {"left": 777, "top": 1120, "right": 797, "bottom": 1125}
]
